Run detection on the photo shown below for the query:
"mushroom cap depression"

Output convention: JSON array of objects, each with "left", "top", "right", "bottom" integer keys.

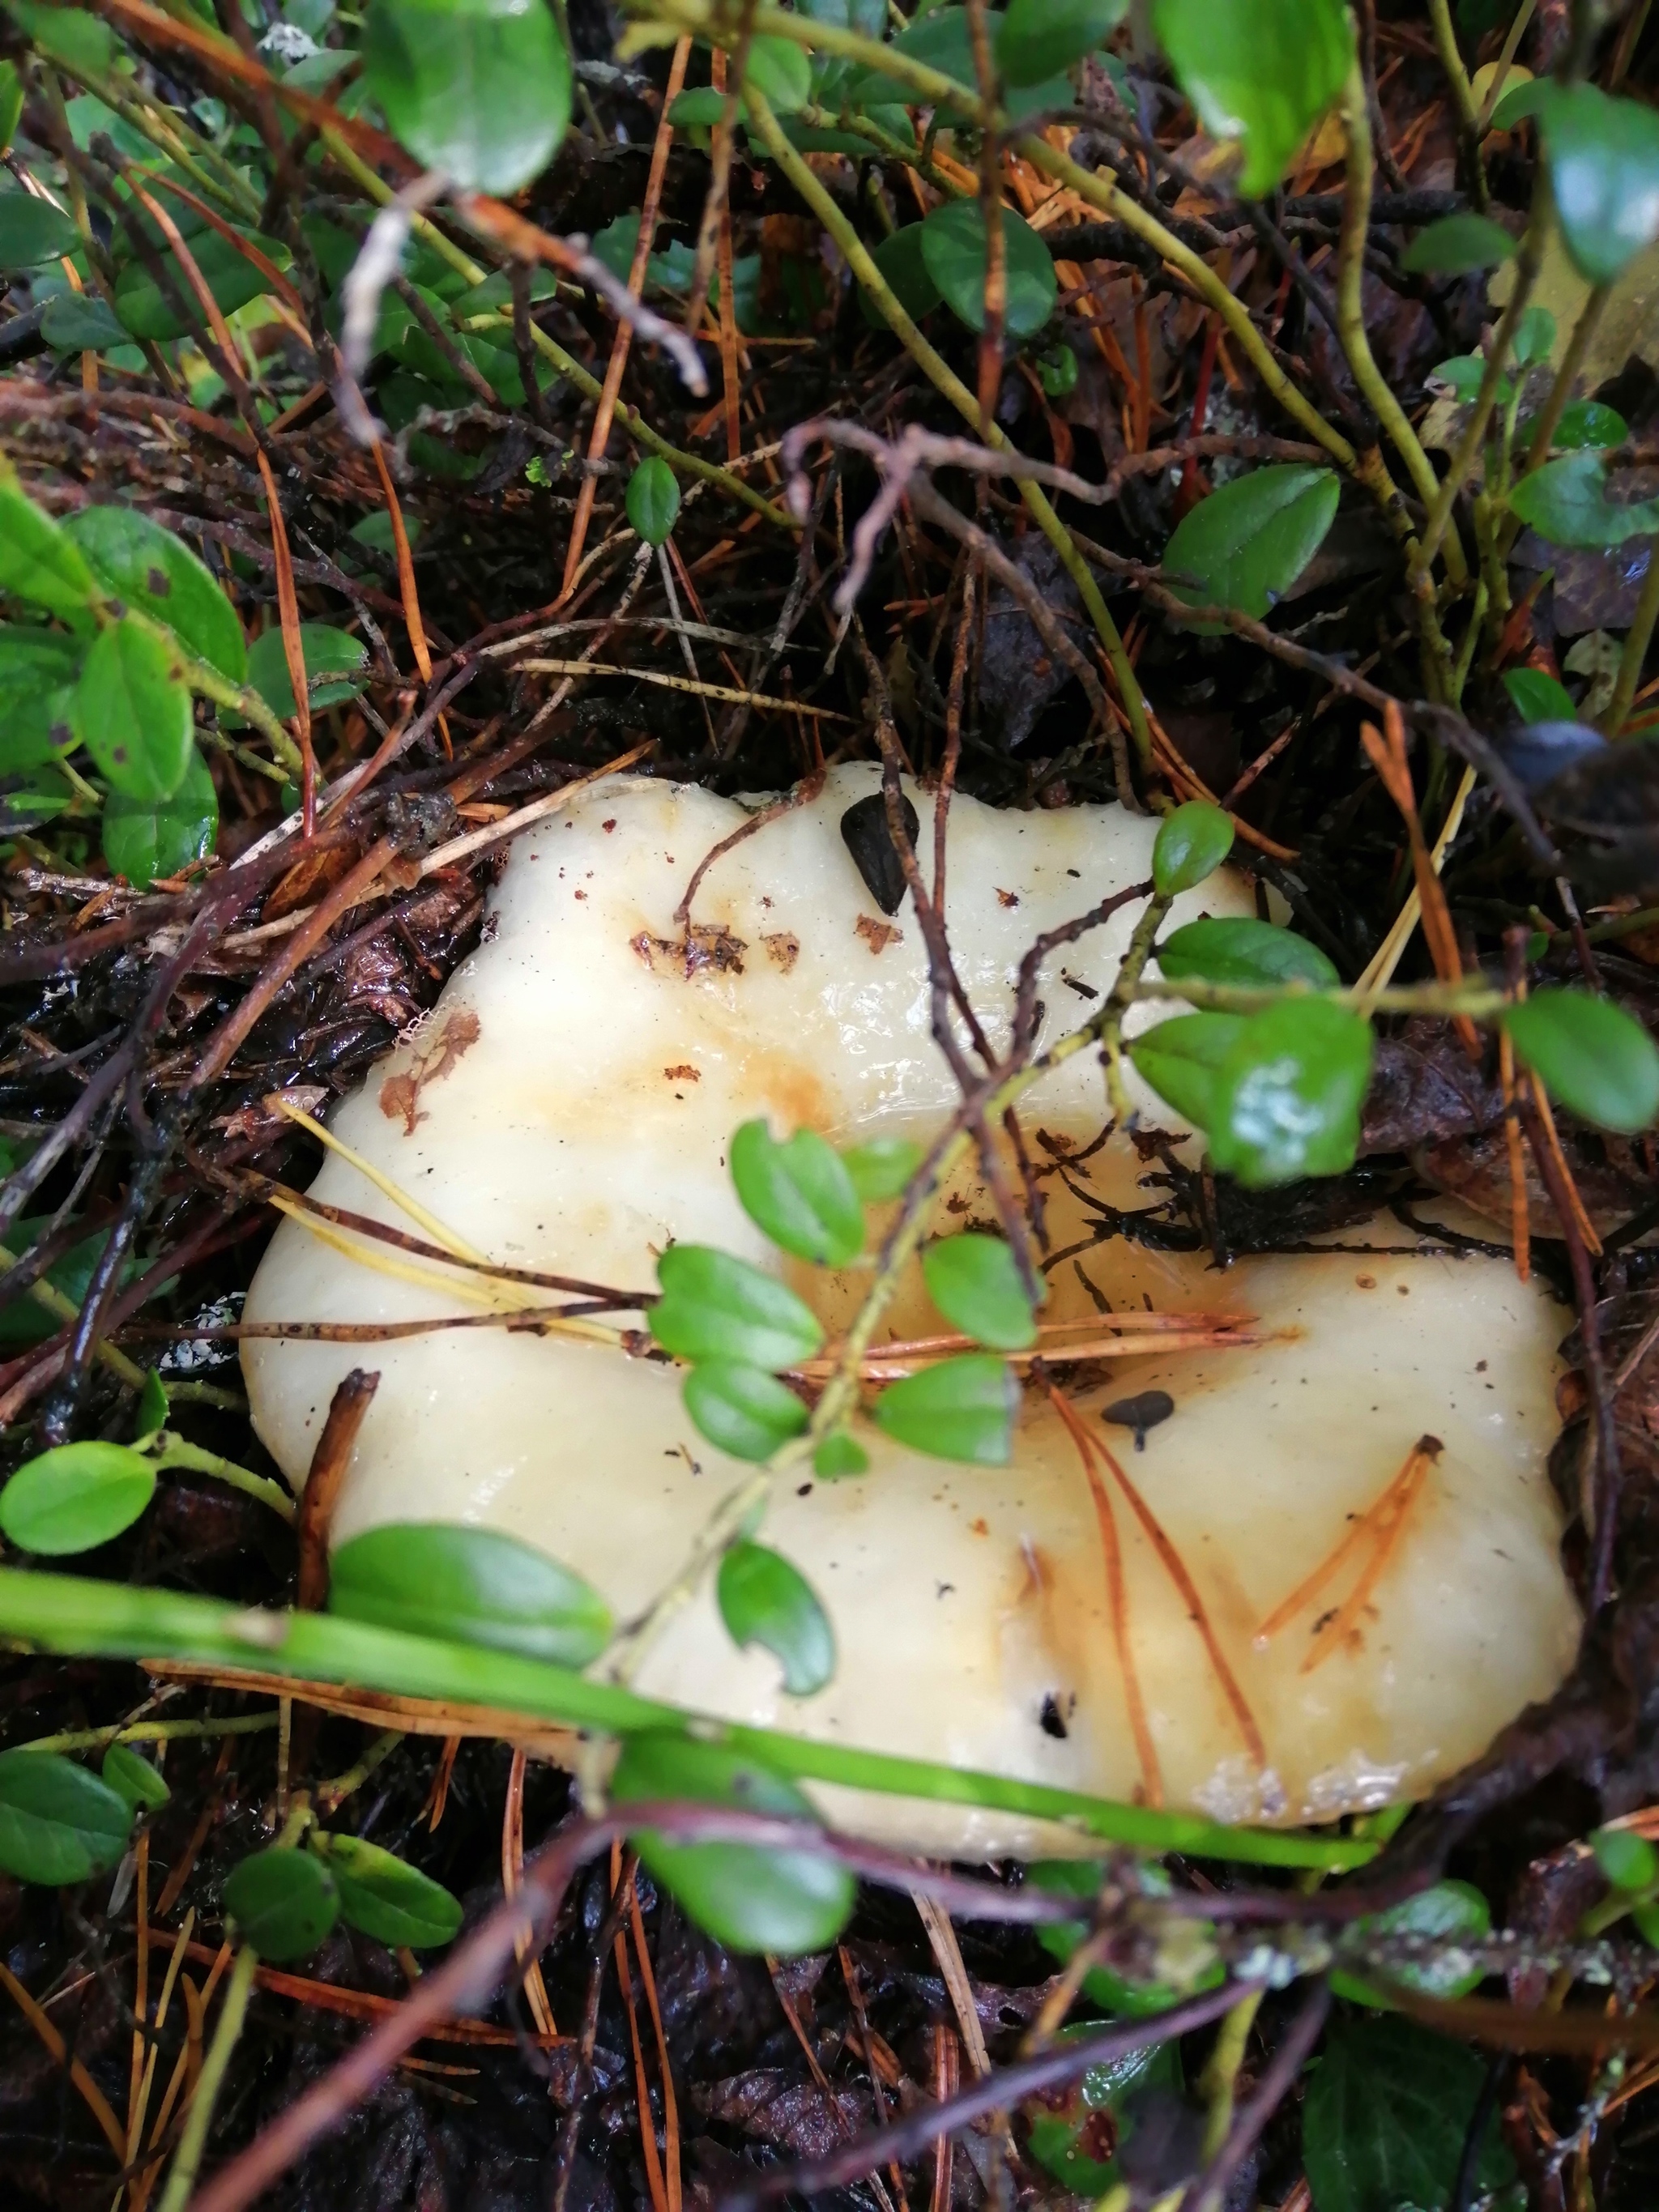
[{"left": 244, "top": 764, "right": 1579, "bottom": 1856}]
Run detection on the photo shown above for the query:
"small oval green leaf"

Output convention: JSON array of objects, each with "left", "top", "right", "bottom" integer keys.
[
  {"left": 327, "top": 1524, "right": 613, "bottom": 1664},
  {"left": 650, "top": 1245, "right": 824, "bottom": 1369},
  {"left": 743, "top": 34, "right": 812, "bottom": 113},
  {"left": 839, "top": 1136, "right": 923, "bottom": 1204},
  {"left": 1502, "top": 667, "right": 1579, "bottom": 722},
  {"left": 860, "top": 223, "right": 940, "bottom": 329},
  {"left": 872, "top": 1352, "right": 1017, "bottom": 1464},
  {"left": 101, "top": 1742, "right": 170, "bottom": 1813},
  {"left": 1532, "top": 80, "right": 1659, "bottom": 286},
  {"left": 1508, "top": 451, "right": 1659, "bottom": 548},
  {"left": 626, "top": 457, "right": 680, "bottom": 548},
  {"left": 72, "top": 616, "right": 193, "bottom": 802},
  {"left": 313, "top": 1833, "right": 463, "bottom": 1949},
  {"left": 1162, "top": 464, "right": 1341, "bottom": 624},
  {"left": 1151, "top": 799, "right": 1234, "bottom": 895},
  {"left": 0, "top": 474, "right": 101, "bottom": 623},
  {"left": 730, "top": 1119, "right": 864, "bottom": 1267},
  {"left": 919, "top": 199, "right": 1056, "bottom": 339},
  {"left": 0, "top": 1749, "right": 132, "bottom": 1885},
  {"left": 683, "top": 1362, "right": 810, "bottom": 1462},
  {"left": 609, "top": 1730, "right": 854, "bottom": 1955},
  {"left": 1329, "top": 1878, "right": 1491, "bottom": 2007},
  {"left": 1207, "top": 999, "right": 1374, "bottom": 1187},
  {"left": 111, "top": 224, "right": 293, "bottom": 342},
  {"left": 1555, "top": 399, "right": 1627, "bottom": 451},
  {"left": 1152, "top": 0, "right": 1354, "bottom": 199},
  {"left": 0, "top": 1441, "right": 156, "bottom": 1555},
  {"left": 812, "top": 1429, "right": 869, "bottom": 1479},
  {"left": 1157, "top": 915, "right": 1338, "bottom": 991},
  {"left": 103, "top": 742, "right": 217, "bottom": 887},
  {"left": 1592, "top": 1826, "right": 1659, "bottom": 1894},
  {"left": 363, "top": 0, "right": 572, "bottom": 198},
  {"left": 1400, "top": 212, "right": 1517, "bottom": 274},
  {"left": 242, "top": 623, "right": 368, "bottom": 721},
  {"left": 224, "top": 1846, "right": 339, "bottom": 1961},
  {"left": 64, "top": 505, "right": 245, "bottom": 683},
  {"left": 0, "top": 194, "right": 81, "bottom": 270},
  {"left": 717, "top": 1540, "right": 836, "bottom": 1694},
  {"left": 1128, "top": 1012, "right": 1247, "bottom": 1130},
  {"left": 1503, "top": 989, "right": 1659, "bottom": 1133},
  {"left": 996, "top": 0, "right": 1128, "bottom": 88},
  {"left": 921, "top": 1234, "right": 1037, "bottom": 1351},
  {"left": 1511, "top": 305, "right": 1557, "bottom": 368}
]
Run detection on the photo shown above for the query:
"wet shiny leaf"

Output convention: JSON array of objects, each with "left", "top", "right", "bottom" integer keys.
[
  {"left": 102, "top": 741, "right": 217, "bottom": 886},
  {"left": 1208, "top": 999, "right": 1374, "bottom": 1187},
  {"left": 363, "top": 0, "right": 572, "bottom": 197},
  {"left": 1329, "top": 1879, "right": 1491, "bottom": 2006},
  {"left": 0, "top": 193, "right": 80, "bottom": 269},
  {"left": 717, "top": 1540, "right": 836, "bottom": 1694},
  {"left": 1151, "top": 800, "right": 1234, "bottom": 894},
  {"left": 327, "top": 1523, "right": 612, "bottom": 1664},
  {"left": 1502, "top": 667, "right": 1578, "bottom": 722},
  {"left": 1162, "top": 464, "right": 1340, "bottom": 624},
  {"left": 1157, "top": 915, "right": 1337, "bottom": 990},
  {"left": 610, "top": 1731, "right": 854, "bottom": 1955},
  {"left": 1303, "top": 2018, "right": 1515, "bottom": 2212},
  {"left": 0, "top": 1441, "right": 156, "bottom": 1555},
  {"left": 1532, "top": 80, "right": 1659, "bottom": 285},
  {"left": 1128, "top": 1012, "right": 1247, "bottom": 1129}
]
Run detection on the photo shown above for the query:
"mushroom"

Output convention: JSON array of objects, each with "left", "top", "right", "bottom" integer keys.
[{"left": 243, "top": 765, "right": 1579, "bottom": 1855}]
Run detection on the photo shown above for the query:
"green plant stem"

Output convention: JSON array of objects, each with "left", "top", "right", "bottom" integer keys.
[
  {"left": 0, "top": 1238, "right": 147, "bottom": 1390},
  {"left": 1020, "top": 137, "right": 1358, "bottom": 478},
  {"left": 1339, "top": 66, "right": 1467, "bottom": 586},
  {"left": 1200, "top": 1987, "right": 1264, "bottom": 2159},
  {"left": 1603, "top": 537, "right": 1659, "bottom": 735},
  {"left": 150, "top": 1434, "right": 296, "bottom": 1523},
  {"left": 155, "top": 1940, "right": 258, "bottom": 2212},
  {"left": 1476, "top": 0, "right": 1540, "bottom": 129},
  {"left": 1098, "top": 893, "right": 1172, "bottom": 1125},
  {"left": 152, "top": 626, "right": 305, "bottom": 779},
  {"left": 20, "top": 1711, "right": 279, "bottom": 1755},
  {"left": 1522, "top": 281, "right": 1613, "bottom": 476},
  {"left": 1130, "top": 974, "right": 1506, "bottom": 1019},
  {"left": 0, "top": 1564, "right": 1372, "bottom": 1869},
  {"left": 1425, "top": 0, "right": 1489, "bottom": 207},
  {"left": 315, "top": 1727, "right": 403, "bottom": 1813},
  {"left": 1414, "top": 186, "right": 1549, "bottom": 581},
  {"left": 1450, "top": 576, "right": 1488, "bottom": 704},
  {"left": 745, "top": 87, "right": 1154, "bottom": 768}
]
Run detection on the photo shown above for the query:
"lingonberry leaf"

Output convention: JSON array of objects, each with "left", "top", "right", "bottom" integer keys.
[
  {"left": 625, "top": 457, "right": 680, "bottom": 547},
  {"left": 1153, "top": 0, "right": 1353, "bottom": 198},
  {"left": 0, "top": 1750, "right": 132, "bottom": 1885},
  {"left": 730, "top": 1119, "right": 864, "bottom": 1266},
  {"left": 313, "top": 1833, "right": 464, "bottom": 1948},
  {"left": 362, "top": 0, "right": 572, "bottom": 198},
  {"left": 1400, "top": 211, "right": 1516, "bottom": 273},
  {"left": 683, "top": 1362, "right": 810, "bottom": 1462},
  {"left": 839, "top": 1136, "right": 923, "bottom": 1204},
  {"left": 102, "top": 742, "right": 217, "bottom": 887},
  {"left": 921, "top": 1234, "right": 1037, "bottom": 1351},
  {"left": 996, "top": 0, "right": 1128, "bottom": 90},
  {"left": 0, "top": 1440, "right": 156, "bottom": 1555},
  {"left": 327, "top": 1524, "right": 613, "bottom": 1665},
  {"left": 1157, "top": 915, "right": 1338, "bottom": 991},
  {"left": 1128, "top": 1012, "right": 1248, "bottom": 1130},
  {"left": 100, "top": 1742, "right": 170, "bottom": 1813},
  {"left": 71, "top": 616, "right": 194, "bottom": 802},
  {"left": 1162, "top": 464, "right": 1341, "bottom": 624},
  {"left": 872, "top": 1353, "right": 1017, "bottom": 1464},
  {"left": 717, "top": 1540, "right": 836, "bottom": 1694},
  {"left": 1207, "top": 999, "right": 1374, "bottom": 1187},
  {"left": 1503, "top": 989, "right": 1659, "bottom": 1133},
  {"left": 64, "top": 505, "right": 245, "bottom": 682},
  {"left": 224, "top": 1846, "right": 339, "bottom": 1961},
  {"left": 1151, "top": 800, "right": 1235, "bottom": 895},
  {"left": 919, "top": 199, "right": 1056, "bottom": 338},
  {"left": 650, "top": 1245, "right": 824, "bottom": 1369}
]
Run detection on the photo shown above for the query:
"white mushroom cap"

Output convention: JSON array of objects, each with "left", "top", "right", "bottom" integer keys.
[{"left": 244, "top": 765, "right": 1579, "bottom": 1855}]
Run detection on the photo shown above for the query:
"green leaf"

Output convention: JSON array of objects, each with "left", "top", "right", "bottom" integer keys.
[
  {"left": 1508, "top": 451, "right": 1659, "bottom": 548},
  {"left": 40, "top": 291, "right": 129, "bottom": 354},
  {"left": 0, "top": 62, "right": 22, "bottom": 155},
  {"left": 0, "top": 625, "right": 81, "bottom": 774},
  {"left": 1503, "top": 988, "right": 1659, "bottom": 1133},
  {"left": 731, "top": 1119, "right": 864, "bottom": 1267},
  {"left": 1329, "top": 1878, "right": 1491, "bottom": 2006},
  {"left": 224, "top": 1846, "right": 339, "bottom": 1961},
  {"left": 1157, "top": 915, "right": 1338, "bottom": 991},
  {"left": 1151, "top": 799, "right": 1235, "bottom": 895},
  {"left": 1592, "top": 1826, "right": 1659, "bottom": 1894},
  {"left": 1400, "top": 212, "right": 1517, "bottom": 274},
  {"left": 0, "top": 194, "right": 80, "bottom": 271},
  {"left": 872, "top": 1353, "right": 1017, "bottom": 1464},
  {"left": 0, "top": 1750, "right": 132, "bottom": 1885},
  {"left": 919, "top": 199, "right": 1056, "bottom": 339},
  {"left": 996, "top": 0, "right": 1128, "bottom": 88},
  {"left": 63, "top": 506, "right": 245, "bottom": 682},
  {"left": 742, "top": 33, "right": 812, "bottom": 113},
  {"left": 1555, "top": 399, "right": 1628, "bottom": 450},
  {"left": 0, "top": 474, "right": 101, "bottom": 624},
  {"left": 103, "top": 741, "right": 218, "bottom": 886},
  {"left": 1025, "top": 2027, "right": 1182, "bottom": 2195},
  {"left": 1503, "top": 667, "right": 1579, "bottom": 722},
  {"left": 313, "top": 1833, "right": 463, "bottom": 1948},
  {"left": 1207, "top": 999, "right": 1374, "bottom": 1187},
  {"left": 625, "top": 457, "right": 680, "bottom": 548},
  {"left": 683, "top": 1362, "right": 810, "bottom": 1462},
  {"left": 921, "top": 1234, "right": 1037, "bottom": 1350},
  {"left": 717, "top": 1539, "right": 835, "bottom": 1694},
  {"left": 1152, "top": 0, "right": 1353, "bottom": 198},
  {"left": 1162, "top": 464, "right": 1340, "bottom": 624},
  {"left": 1303, "top": 2018, "right": 1515, "bottom": 2212},
  {"left": 71, "top": 616, "right": 194, "bottom": 802},
  {"left": 111, "top": 225, "right": 293, "bottom": 342},
  {"left": 1030, "top": 1862, "right": 1221, "bottom": 2016},
  {"left": 242, "top": 623, "right": 368, "bottom": 719},
  {"left": 327, "top": 1524, "right": 613, "bottom": 1664},
  {"left": 1128, "top": 1012, "right": 1247, "bottom": 1128},
  {"left": 650, "top": 1245, "right": 824, "bottom": 1368},
  {"left": 0, "top": 1441, "right": 156, "bottom": 1555},
  {"left": 0, "top": 1216, "right": 136, "bottom": 1349},
  {"left": 1431, "top": 353, "right": 1501, "bottom": 403},
  {"left": 134, "top": 1368, "right": 169, "bottom": 1445},
  {"left": 860, "top": 223, "right": 941, "bottom": 328},
  {"left": 668, "top": 85, "right": 731, "bottom": 128},
  {"left": 849, "top": 11, "right": 1071, "bottom": 121},
  {"left": 5, "top": 2, "right": 114, "bottom": 75},
  {"left": 1511, "top": 305, "right": 1557, "bottom": 367},
  {"left": 813, "top": 1429, "right": 869, "bottom": 1478},
  {"left": 839, "top": 1136, "right": 923, "bottom": 1203},
  {"left": 1037, "top": 341, "right": 1079, "bottom": 398},
  {"left": 363, "top": 0, "right": 572, "bottom": 197},
  {"left": 1531, "top": 80, "right": 1659, "bottom": 286},
  {"left": 609, "top": 1730, "right": 854, "bottom": 1955},
  {"left": 100, "top": 1742, "right": 170, "bottom": 1813}
]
